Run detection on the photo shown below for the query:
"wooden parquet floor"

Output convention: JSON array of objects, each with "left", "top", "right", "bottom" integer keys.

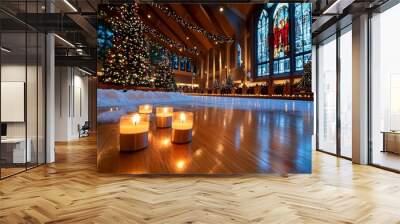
[
  {"left": 98, "top": 104, "right": 313, "bottom": 174},
  {"left": 1, "top": 135, "right": 400, "bottom": 224}
]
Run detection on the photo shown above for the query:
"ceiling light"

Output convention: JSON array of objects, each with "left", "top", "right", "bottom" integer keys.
[
  {"left": 194, "top": 46, "right": 197, "bottom": 49},
  {"left": 215, "top": 41, "right": 218, "bottom": 45},
  {"left": 54, "top": 34, "right": 75, "bottom": 48},
  {"left": 219, "top": 7, "right": 224, "bottom": 12},
  {"left": 186, "top": 36, "right": 189, "bottom": 40},
  {"left": 63, "top": 0, "right": 78, "bottom": 12},
  {"left": 1, "top": 47, "right": 11, "bottom": 53},
  {"left": 147, "top": 14, "right": 151, "bottom": 19},
  {"left": 322, "top": 0, "right": 354, "bottom": 15}
]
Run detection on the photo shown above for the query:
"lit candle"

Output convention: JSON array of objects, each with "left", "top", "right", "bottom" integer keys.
[
  {"left": 156, "top": 106, "right": 173, "bottom": 117},
  {"left": 172, "top": 112, "right": 193, "bottom": 130},
  {"left": 156, "top": 106, "right": 173, "bottom": 128},
  {"left": 120, "top": 114, "right": 148, "bottom": 134},
  {"left": 171, "top": 111, "right": 193, "bottom": 144},
  {"left": 139, "top": 104, "right": 153, "bottom": 114},
  {"left": 119, "top": 113, "right": 149, "bottom": 151}
]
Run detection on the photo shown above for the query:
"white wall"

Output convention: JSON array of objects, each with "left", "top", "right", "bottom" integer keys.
[{"left": 55, "top": 67, "right": 89, "bottom": 141}]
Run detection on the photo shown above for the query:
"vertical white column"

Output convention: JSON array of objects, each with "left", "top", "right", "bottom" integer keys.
[
  {"left": 352, "top": 14, "right": 369, "bottom": 164},
  {"left": 45, "top": 0, "right": 56, "bottom": 163},
  {"left": 46, "top": 32, "right": 55, "bottom": 163}
]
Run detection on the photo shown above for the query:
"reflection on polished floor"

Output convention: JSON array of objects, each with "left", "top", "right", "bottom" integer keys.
[
  {"left": 97, "top": 100, "right": 313, "bottom": 174},
  {"left": 373, "top": 151, "right": 400, "bottom": 171}
]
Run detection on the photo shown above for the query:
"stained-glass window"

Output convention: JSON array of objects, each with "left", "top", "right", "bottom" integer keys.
[
  {"left": 237, "top": 44, "right": 243, "bottom": 67},
  {"left": 171, "top": 54, "right": 178, "bottom": 70},
  {"left": 273, "top": 3, "right": 290, "bottom": 74},
  {"left": 273, "top": 4, "right": 289, "bottom": 59},
  {"left": 255, "top": 3, "right": 311, "bottom": 76},
  {"left": 294, "top": 3, "right": 312, "bottom": 71},
  {"left": 256, "top": 9, "right": 269, "bottom": 76},
  {"left": 180, "top": 56, "right": 186, "bottom": 71}
]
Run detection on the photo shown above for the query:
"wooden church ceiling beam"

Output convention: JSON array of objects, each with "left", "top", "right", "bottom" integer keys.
[
  {"left": 227, "top": 8, "right": 246, "bottom": 22},
  {"left": 168, "top": 4, "right": 213, "bottom": 51},
  {"left": 226, "top": 4, "right": 256, "bottom": 22},
  {"left": 149, "top": 7, "right": 191, "bottom": 49},
  {"left": 152, "top": 3, "right": 207, "bottom": 54},
  {"left": 139, "top": 7, "right": 189, "bottom": 56},
  {"left": 184, "top": 4, "right": 223, "bottom": 37},
  {"left": 204, "top": 5, "right": 235, "bottom": 38}
]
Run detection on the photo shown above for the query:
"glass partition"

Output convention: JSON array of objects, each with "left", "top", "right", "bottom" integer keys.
[
  {"left": 317, "top": 35, "right": 337, "bottom": 154},
  {"left": 1, "top": 30, "right": 28, "bottom": 177},
  {"left": 0, "top": 1, "right": 46, "bottom": 179}
]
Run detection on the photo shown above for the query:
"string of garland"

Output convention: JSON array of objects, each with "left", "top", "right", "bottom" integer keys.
[
  {"left": 141, "top": 21, "right": 198, "bottom": 55},
  {"left": 151, "top": 3, "right": 234, "bottom": 44}
]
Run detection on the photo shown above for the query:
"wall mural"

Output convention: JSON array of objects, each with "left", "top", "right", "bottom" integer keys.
[{"left": 96, "top": 3, "right": 313, "bottom": 176}]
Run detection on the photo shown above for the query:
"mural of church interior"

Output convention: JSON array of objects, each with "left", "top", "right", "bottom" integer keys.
[
  {"left": 97, "top": 3, "right": 312, "bottom": 98},
  {"left": 96, "top": 3, "right": 313, "bottom": 175}
]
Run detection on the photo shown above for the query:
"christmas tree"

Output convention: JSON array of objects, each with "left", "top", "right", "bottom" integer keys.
[
  {"left": 151, "top": 44, "right": 177, "bottom": 91},
  {"left": 98, "top": 4, "right": 151, "bottom": 87}
]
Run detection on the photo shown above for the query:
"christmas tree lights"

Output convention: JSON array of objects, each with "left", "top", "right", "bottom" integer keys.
[{"left": 99, "top": 4, "right": 151, "bottom": 86}]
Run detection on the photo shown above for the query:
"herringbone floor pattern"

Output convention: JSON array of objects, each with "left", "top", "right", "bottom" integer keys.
[{"left": 1, "top": 136, "right": 400, "bottom": 223}]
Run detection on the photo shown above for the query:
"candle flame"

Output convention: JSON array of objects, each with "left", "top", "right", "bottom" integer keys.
[
  {"left": 179, "top": 113, "right": 186, "bottom": 123},
  {"left": 131, "top": 114, "right": 140, "bottom": 125},
  {"left": 176, "top": 160, "right": 186, "bottom": 169}
]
